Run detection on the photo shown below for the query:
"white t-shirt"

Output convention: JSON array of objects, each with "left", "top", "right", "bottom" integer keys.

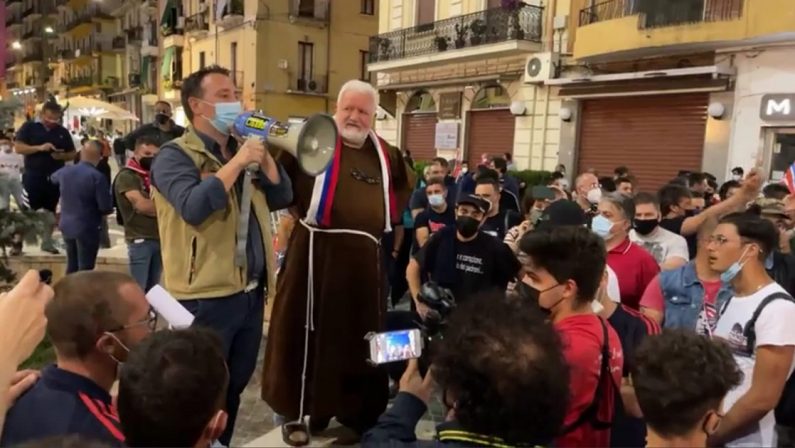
[
  {"left": 630, "top": 226, "right": 689, "bottom": 266},
  {"left": 714, "top": 282, "right": 795, "bottom": 447},
  {"left": 0, "top": 148, "right": 23, "bottom": 178},
  {"left": 606, "top": 265, "right": 621, "bottom": 303}
]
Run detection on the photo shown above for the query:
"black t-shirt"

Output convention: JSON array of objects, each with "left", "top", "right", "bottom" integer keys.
[
  {"left": 660, "top": 216, "right": 697, "bottom": 259},
  {"left": 607, "top": 304, "right": 660, "bottom": 448},
  {"left": 15, "top": 121, "right": 75, "bottom": 174},
  {"left": 414, "top": 207, "right": 456, "bottom": 236},
  {"left": 481, "top": 210, "right": 508, "bottom": 240},
  {"left": 414, "top": 227, "right": 520, "bottom": 304}
]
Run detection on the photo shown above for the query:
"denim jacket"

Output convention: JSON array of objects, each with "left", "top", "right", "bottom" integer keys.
[{"left": 659, "top": 261, "right": 733, "bottom": 330}]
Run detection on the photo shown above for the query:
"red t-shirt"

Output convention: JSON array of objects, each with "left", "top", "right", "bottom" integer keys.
[
  {"left": 555, "top": 314, "right": 624, "bottom": 447},
  {"left": 607, "top": 238, "right": 660, "bottom": 310}
]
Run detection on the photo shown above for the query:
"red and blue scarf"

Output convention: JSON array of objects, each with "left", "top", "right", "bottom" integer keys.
[{"left": 306, "top": 131, "right": 397, "bottom": 232}]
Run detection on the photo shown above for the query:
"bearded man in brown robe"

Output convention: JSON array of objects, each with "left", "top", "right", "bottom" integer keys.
[{"left": 262, "top": 80, "right": 414, "bottom": 440}]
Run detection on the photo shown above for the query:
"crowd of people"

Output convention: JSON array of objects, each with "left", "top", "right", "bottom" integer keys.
[{"left": 1, "top": 62, "right": 795, "bottom": 448}]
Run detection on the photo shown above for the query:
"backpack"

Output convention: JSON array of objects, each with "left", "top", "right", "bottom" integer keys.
[
  {"left": 562, "top": 317, "right": 617, "bottom": 434},
  {"left": 743, "top": 292, "right": 795, "bottom": 426}
]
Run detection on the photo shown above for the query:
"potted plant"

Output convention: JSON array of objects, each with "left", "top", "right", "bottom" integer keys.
[
  {"left": 454, "top": 23, "right": 468, "bottom": 49},
  {"left": 469, "top": 19, "right": 486, "bottom": 46},
  {"left": 434, "top": 35, "right": 449, "bottom": 51},
  {"left": 378, "top": 37, "right": 392, "bottom": 61}
]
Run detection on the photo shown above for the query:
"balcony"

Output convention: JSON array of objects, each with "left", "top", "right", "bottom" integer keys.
[
  {"left": 289, "top": 0, "right": 329, "bottom": 23},
  {"left": 288, "top": 74, "right": 328, "bottom": 95},
  {"left": 24, "top": 0, "right": 57, "bottom": 18},
  {"left": 367, "top": 4, "right": 543, "bottom": 73},
  {"left": 128, "top": 73, "right": 141, "bottom": 87},
  {"left": 112, "top": 36, "right": 126, "bottom": 50},
  {"left": 6, "top": 10, "right": 21, "bottom": 25},
  {"left": 126, "top": 26, "right": 144, "bottom": 43},
  {"left": 5, "top": 56, "right": 18, "bottom": 69},
  {"left": 65, "top": 4, "right": 113, "bottom": 32},
  {"left": 6, "top": 81, "right": 19, "bottom": 89},
  {"left": 21, "top": 51, "right": 43, "bottom": 63},
  {"left": 184, "top": 12, "right": 209, "bottom": 35},
  {"left": 574, "top": 0, "right": 792, "bottom": 62},
  {"left": 217, "top": 0, "right": 244, "bottom": 28},
  {"left": 67, "top": 75, "right": 95, "bottom": 88}
]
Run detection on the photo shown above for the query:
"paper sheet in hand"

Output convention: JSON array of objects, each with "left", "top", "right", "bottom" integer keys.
[{"left": 146, "top": 285, "right": 194, "bottom": 329}]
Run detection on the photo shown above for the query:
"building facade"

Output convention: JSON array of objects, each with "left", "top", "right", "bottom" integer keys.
[
  {"left": 158, "top": 0, "right": 378, "bottom": 125},
  {"left": 562, "top": 0, "right": 795, "bottom": 189},
  {"left": 369, "top": 0, "right": 569, "bottom": 172}
]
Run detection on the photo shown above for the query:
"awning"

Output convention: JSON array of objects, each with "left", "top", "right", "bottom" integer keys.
[
  {"left": 141, "top": 57, "right": 151, "bottom": 90},
  {"left": 107, "top": 87, "right": 140, "bottom": 98},
  {"left": 558, "top": 76, "right": 730, "bottom": 99},
  {"left": 161, "top": 48, "right": 175, "bottom": 81}
]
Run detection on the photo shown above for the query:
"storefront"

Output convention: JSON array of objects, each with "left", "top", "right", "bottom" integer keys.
[
  {"left": 466, "top": 85, "right": 515, "bottom": 167},
  {"left": 401, "top": 91, "right": 438, "bottom": 162}
]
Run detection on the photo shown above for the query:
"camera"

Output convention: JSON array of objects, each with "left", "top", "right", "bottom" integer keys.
[{"left": 416, "top": 281, "right": 456, "bottom": 342}]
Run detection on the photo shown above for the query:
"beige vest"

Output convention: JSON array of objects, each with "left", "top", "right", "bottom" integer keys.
[{"left": 152, "top": 127, "right": 276, "bottom": 301}]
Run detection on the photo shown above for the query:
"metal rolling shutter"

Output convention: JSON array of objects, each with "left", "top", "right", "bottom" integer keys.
[
  {"left": 402, "top": 113, "right": 437, "bottom": 162},
  {"left": 466, "top": 109, "right": 516, "bottom": 167},
  {"left": 577, "top": 93, "right": 708, "bottom": 192}
]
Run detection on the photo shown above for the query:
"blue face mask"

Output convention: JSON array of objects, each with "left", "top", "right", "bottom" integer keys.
[
  {"left": 591, "top": 215, "right": 613, "bottom": 239},
  {"left": 203, "top": 100, "right": 242, "bottom": 134},
  {"left": 428, "top": 194, "right": 445, "bottom": 207},
  {"left": 720, "top": 246, "right": 751, "bottom": 283}
]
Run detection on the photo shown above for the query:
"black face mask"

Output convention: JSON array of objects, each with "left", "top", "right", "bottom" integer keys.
[
  {"left": 138, "top": 156, "right": 154, "bottom": 171},
  {"left": 456, "top": 216, "right": 480, "bottom": 238},
  {"left": 515, "top": 281, "right": 563, "bottom": 316},
  {"left": 634, "top": 218, "right": 658, "bottom": 236},
  {"left": 685, "top": 209, "right": 697, "bottom": 218},
  {"left": 154, "top": 113, "right": 170, "bottom": 125}
]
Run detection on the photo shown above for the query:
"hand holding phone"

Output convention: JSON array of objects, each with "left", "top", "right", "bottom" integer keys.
[{"left": 368, "top": 329, "right": 423, "bottom": 364}]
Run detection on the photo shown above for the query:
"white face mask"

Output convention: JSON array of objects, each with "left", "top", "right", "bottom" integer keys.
[
  {"left": 1, "top": 144, "right": 11, "bottom": 153},
  {"left": 732, "top": 174, "right": 742, "bottom": 181},
  {"left": 586, "top": 188, "right": 602, "bottom": 205}
]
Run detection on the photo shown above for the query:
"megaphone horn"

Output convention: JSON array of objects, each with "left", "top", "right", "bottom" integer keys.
[{"left": 233, "top": 112, "right": 337, "bottom": 177}]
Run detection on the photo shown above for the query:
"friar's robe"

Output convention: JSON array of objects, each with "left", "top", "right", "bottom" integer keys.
[{"left": 262, "top": 136, "right": 414, "bottom": 428}]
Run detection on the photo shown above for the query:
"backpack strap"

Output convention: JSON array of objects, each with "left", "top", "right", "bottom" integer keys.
[
  {"left": 743, "top": 292, "right": 795, "bottom": 355},
  {"left": 562, "top": 317, "right": 616, "bottom": 434}
]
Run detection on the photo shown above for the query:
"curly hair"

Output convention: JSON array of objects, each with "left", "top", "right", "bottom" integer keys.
[
  {"left": 432, "top": 292, "right": 570, "bottom": 444},
  {"left": 633, "top": 330, "right": 742, "bottom": 438}
]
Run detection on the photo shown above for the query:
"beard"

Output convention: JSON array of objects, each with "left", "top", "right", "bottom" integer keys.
[{"left": 340, "top": 125, "right": 369, "bottom": 148}]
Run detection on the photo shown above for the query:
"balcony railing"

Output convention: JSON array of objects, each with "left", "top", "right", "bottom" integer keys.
[
  {"left": 368, "top": 4, "right": 543, "bottom": 64},
  {"left": 185, "top": 12, "right": 209, "bottom": 33},
  {"left": 67, "top": 75, "right": 95, "bottom": 87},
  {"left": 21, "top": 51, "right": 43, "bottom": 63},
  {"left": 65, "top": 4, "right": 112, "bottom": 32},
  {"left": 579, "top": 0, "right": 744, "bottom": 28},
  {"left": 128, "top": 73, "right": 141, "bottom": 87},
  {"left": 126, "top": 26, "right": 144, "bottom": 42},
  {"left": 112, "top": 36, "right": 126, "bottom": 50},
  {"left": 6, "top": 82, "right": 19, "bottom": 89},
  {"left": 6, "top": 10, "right": 21, "bottom": 25},
  {"left": 290, "top": 74, "right": 328, "bottom": 94},
  {"left": 25, "top": 0, "right": 57, "bottom": 16}
]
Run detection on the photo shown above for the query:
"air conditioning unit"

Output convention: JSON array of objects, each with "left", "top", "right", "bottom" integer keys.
[{"left": 523, "top": 52, "right": 558, "bottom": 84}]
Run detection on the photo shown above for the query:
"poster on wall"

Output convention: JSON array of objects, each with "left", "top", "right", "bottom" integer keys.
[{"left": 435, "top": 122, "right": 459, "bottom": 150}]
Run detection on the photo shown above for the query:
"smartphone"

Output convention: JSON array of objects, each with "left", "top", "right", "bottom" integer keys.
[
  {"left": 368, "top": 329, "right": 423, "bottom": 364},
  {"left": 38, "top": 269, "right": 52, "bottom": 285}
]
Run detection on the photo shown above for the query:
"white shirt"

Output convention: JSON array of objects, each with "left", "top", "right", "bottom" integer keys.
[
  {"left": 606, "top": 265, "right": 621, "bottom": 303},
  {"left": 630, "top": 225, "right": 689, "bottom": 267},
  {"left": 714, "top": 282, "right": 795, "bottom": 447},
  {"left": 0, "top": 148, "right": 23, "bottom": 178}
]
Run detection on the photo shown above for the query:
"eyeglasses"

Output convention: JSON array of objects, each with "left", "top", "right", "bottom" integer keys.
[
  {"left": 707, "top": 235, "right": 734, "bottom": 246},
  {"left": 106, "top": 307, "right": 158, "bottom": 333},
  {"left": 350, "top": 168, "right": 381, "bottom": 185}
]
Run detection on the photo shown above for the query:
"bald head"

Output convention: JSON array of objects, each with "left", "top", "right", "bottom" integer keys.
[{"left": 81, "top": 140, "right": 103, "bottom": 164}]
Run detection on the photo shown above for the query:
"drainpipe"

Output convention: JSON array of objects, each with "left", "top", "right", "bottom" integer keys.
[
  {"left": 324, "top": 1, "right": 331, "bottom": 113},
  {"left": 539, "top": 0, "right": 556, "bottom": 170}
]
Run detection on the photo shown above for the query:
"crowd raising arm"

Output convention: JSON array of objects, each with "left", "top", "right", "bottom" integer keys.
[{"left": 679, "top": 170, "right": 763, "bottom": 237}]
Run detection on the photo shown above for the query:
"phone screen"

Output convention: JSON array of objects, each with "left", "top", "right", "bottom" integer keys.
[{"left": 369, "top": 329, "right": 422, "bottom": 364}]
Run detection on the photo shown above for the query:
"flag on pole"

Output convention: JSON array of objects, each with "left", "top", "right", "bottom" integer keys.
[{"left": 784, "top": 163, "right": 795, "bottom": 195}]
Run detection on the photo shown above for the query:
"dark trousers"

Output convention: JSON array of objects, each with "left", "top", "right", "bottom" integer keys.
[
  {"left": 64, "top": 234, "right": 100, "bottom": 273},
  {"left": 383, "top": 230, "right": 413, "bottom": 307},
  {"left": 181, "top": 288, "right": 265, "bottom": 446}
]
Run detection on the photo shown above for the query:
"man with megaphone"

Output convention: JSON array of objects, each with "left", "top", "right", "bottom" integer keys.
[
  {"left": 262, "top": 80, "right": 415, "bottom": 445},
  {"left": 148, "top": 65, "right": 293, "bottom": 446}
]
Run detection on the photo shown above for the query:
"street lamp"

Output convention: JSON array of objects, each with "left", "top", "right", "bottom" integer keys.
[
  {"left": 44, "top": 26, "right": 54, "bottom": 34},
  {"left": 11, "top": 41, "right": 21, "bottom": 50}
]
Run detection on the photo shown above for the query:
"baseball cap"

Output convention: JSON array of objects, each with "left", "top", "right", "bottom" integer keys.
[
  {"left": 755, "top": 197, "right": 788, "bottom": 219},
  {"left": 535, "top": 200, "right": 587, "bottom": 230},
  {"left": 456, "top": 193, "right": 491, "bottom": 215}
]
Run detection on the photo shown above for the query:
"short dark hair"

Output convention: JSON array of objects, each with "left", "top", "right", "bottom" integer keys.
[
  {"left": 180, "top": 65, "right": 232, "bottom": 121},
  {"left": 549, "top": 171, "right": 564, "bottom": 182},
  {"left": 633, "top": 192, "right": 659, "bottom": 209},
  {"left": 688, "top": 172, "right": 707, "bottom": 188},
  {"left": 475, "top": 176, "right": 500, "bottom": 193},
  {"left": 633, "top": 330, "right": 742, "bottom": 438},
  {"left": 154, "top": 100, "right": 171, "bottom": 110},
  {"left": 718, "top": 180, "right": 741, "bottom": 201},
  {"left": 41, "top": 101, "right": 62, "bottom": 115},
  {"left": 47, "top": 272, "right": 137, "bottom": 359},
  {"left": 602, "top": 192, "right": 635, "bottom": 223},
  {"left": 615, "top": 176, "right": 633, "bottom": 187},
  {"left": 719, "top": 212, "right": 779, "bottom": 260},
  {"left": 519, "top": 226, "right": 606, "bottom": 304},
  {"left": 707, "top": 178, "right": 718, "bottom": 192},
  {"left": 614, "top": 166, "right": 629, "bottom": 177},
  {"left": 431, "top": 157, "right": 449, "bottom": 169},
  {"left": 504, "top": 152, "right": 512, "bottom": 162},
  {"left": 731, "top": 166, "right": 744, "bottom": 176},
  {"left": 476, "top": 167, "right": 499, "bottom": 182},
  {"left": 134, "top": 135, "right": 161, "bottom": 149},
  {"left": 118, "top": 328, "right": 229, "bottom": 448},
  {"left": 425, "top": 176, "right": 446, "bottom": 190},
  {"left": 763, "top": 183, "right": 790, "bottom": 200},
  {"left": 433, "top": 293, "right": 569, "bottom": 445},
  {"left": 492, "top": 157, "right": 508, "bottom": 174},
  {"left": 658, "top": 184, "right": 692, "bottom": 216},
  {"left": 599, "top": 176, "right": 616, "bottom": 193}
]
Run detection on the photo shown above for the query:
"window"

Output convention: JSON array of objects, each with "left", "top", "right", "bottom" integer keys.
[
  {"left": 416, "top": 0, "right": 435, "bottom": 31},
  {"left": 487, "top": 0, "right": 501, "bottom": 8},
  {"left": 230, "top": 42, "right": 238, "bottom": 85},
  {"left": 361, "top": 0, "right": 374, "bottom": 15},
  {"left": 359, "top": 50, "right": 371, "bottom": 82},
  {"left": 199, "top": 51, "right": 206, "bottom": 69},
  {"left": 298, "top": 41, "right": 313, "bottom": 90},
  {"left": 298, "top": 0, "right": 314, "bottom": 17}
]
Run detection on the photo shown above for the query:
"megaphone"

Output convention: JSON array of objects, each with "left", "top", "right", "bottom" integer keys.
[{"left": 233, "top": 111, "right": 337, "bottom": 176}]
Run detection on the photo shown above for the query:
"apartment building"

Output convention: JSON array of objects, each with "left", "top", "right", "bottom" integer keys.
[
  {"left": 158, "top": 0, "right": 378, "bottom": 125},
  {"left": 369, "top": 0, "right": 568, "bottom": 171},
  {"left": 562, "top": 0, "right": 795, "bottom": 189}
]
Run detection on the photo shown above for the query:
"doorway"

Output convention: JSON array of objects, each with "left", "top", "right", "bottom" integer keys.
[{"left": 765, "top": 128, "right": 795, "bottom": 181}]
